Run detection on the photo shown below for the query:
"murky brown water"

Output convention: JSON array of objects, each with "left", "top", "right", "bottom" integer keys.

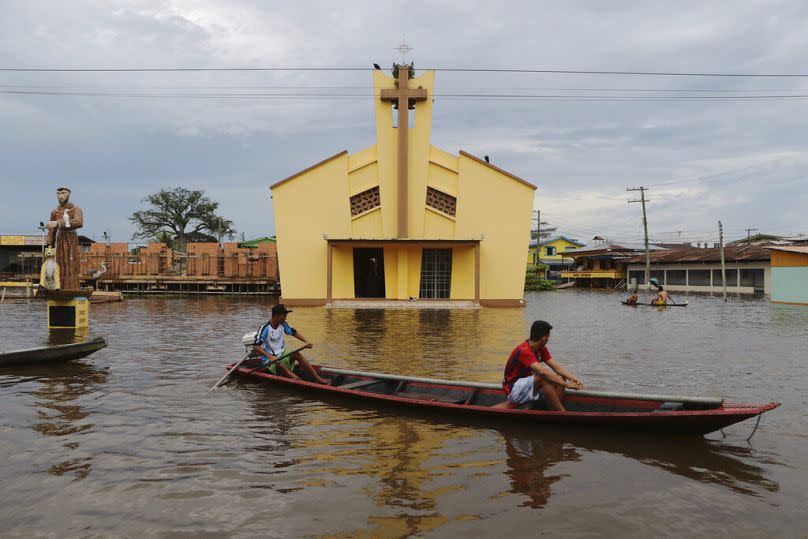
[{"left": 1, "top": 291, "right": 806, "bottom": 537}]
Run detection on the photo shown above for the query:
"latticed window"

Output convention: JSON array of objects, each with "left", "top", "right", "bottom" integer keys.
[
  {"left": 350, "top": 186, "right": 381, "bottom": 217},
  {"left": 419, "top": 248, "right": 452, "bottom": 299},
  {"left": 425, "top": 186, "right": 457, "bottom": 217}
]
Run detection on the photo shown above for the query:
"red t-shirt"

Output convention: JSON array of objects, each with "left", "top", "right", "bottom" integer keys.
[{"left": 503, "top": 340, "right": 552, "bottom": 395}]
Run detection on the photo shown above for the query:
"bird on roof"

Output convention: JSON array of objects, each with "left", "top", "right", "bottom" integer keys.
[{"left": 484, "top": 155, "right": 490, "bottom": 163}]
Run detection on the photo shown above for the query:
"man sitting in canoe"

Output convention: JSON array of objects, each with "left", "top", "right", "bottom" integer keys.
[
  {"left": 253, "top": 304, "right": 330, "bottom": 385},
  {"left": 625, "top": 288, "right": 639, "bottom": 305},
  {"left": 653, "top": 285, "right": 670, "bottom": 305},
  {"left": 493, "top": 320, "right": 583, "bottom": 411}
]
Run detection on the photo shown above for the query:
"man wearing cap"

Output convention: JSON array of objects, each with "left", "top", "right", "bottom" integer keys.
[
  {"left": 252, "top": 304, "right": 330, "bottom": 385},
  {"left": 494, "top": 320, "right": 583, "bottom": 411},
  {"left": 44, "top": 187, "right": 84, "bottom": 290}
]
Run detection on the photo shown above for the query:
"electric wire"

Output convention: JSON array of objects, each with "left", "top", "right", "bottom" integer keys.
[{"left": 4, "top": 66, "right": 808, "bottom": 77}]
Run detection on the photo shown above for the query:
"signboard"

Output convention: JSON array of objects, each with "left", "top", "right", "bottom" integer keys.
[
  {"left": 561, "top": 271, "right": 626, "bottom": 279},
  {"left": 0, "top": 235, "right": 44, "bottom": 246}
]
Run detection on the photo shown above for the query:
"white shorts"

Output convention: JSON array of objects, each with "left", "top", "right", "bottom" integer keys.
[{"left": 508, "top": 375, "right": 546, "bottom": 406}]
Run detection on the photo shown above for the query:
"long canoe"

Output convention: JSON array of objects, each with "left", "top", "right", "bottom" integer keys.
[
  {"left": 0, "top": 337, "right": 107, "bottom": 367},
  {"left": 622, "top": 300, "right": 689, "bottom": 307},
  {"left": 226, "top": 361, "right": 779, "bottom": 436}
]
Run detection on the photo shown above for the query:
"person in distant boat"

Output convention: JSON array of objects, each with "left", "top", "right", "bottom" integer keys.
[
  {"left": 493, "top": 320, "right": 583, "bottom": 411},
  {"left": 252, "top": 304, "right": 330, "bottom": 385},
  {"left": 626, "top": 289, "right": 639, "bottom": 305},
  {"left": 653, "top": 285, "right": 669, "bottom": 305}
]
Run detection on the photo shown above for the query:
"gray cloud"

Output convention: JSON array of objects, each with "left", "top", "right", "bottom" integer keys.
[{"left": 1, "top": 0, "right": 807, "bottom": 245}]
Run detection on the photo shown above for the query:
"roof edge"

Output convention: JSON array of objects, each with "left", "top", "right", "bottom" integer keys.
[
  {"left": 270, "top": 150, "right": 348, "bottom": 190},
  {"left": 459, "top": 150, "right": 537, "bottom": 190}
]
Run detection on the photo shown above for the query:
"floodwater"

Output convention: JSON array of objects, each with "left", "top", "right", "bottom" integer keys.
[{"left": 1, "top": 290, "right": 806, "bottom": 537}]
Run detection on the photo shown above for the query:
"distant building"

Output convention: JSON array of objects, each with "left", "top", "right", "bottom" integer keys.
[
  {"left": 769, "top": 246, "right": 808, "bottom": 305},
  {"left": 528, "top": 236, "right": 584, "bottom": 267},
  {"left": 0, "top": 234, "right": 93, "bottom": 275},
  {"left": 238, "top": 236, "right": 276, "bottom": 249},
  {"left": 728, "top": 233, "right": 784, "bottom": 246},
  {"left": 561, "top": 241, "right": 664, "bottom": 288},
  {"left": 624, "top": 246, "right": 771, "bottom": 294}
]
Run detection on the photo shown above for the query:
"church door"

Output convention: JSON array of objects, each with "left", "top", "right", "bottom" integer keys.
[
  {"left": 419, "top": 248, "right": 452, "bottom": 299},
  {"left": 353, "top": 248, "right": 386, "bottom": 298}
]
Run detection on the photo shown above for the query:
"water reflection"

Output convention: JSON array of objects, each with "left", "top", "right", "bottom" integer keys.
[
  {"left": 499, "top": 426, "right": 779, "bottom": 507},
  {"left": 503, "top": 431, "right": 581, "bottom": 508},
  {"left": 47, "top": 328, "right": 89, "bottom": 345},
  {"left": 8, "top": 360, "right": 108, "bottom": 481}
]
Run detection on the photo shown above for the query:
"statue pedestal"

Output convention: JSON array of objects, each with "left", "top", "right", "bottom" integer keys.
[{"left": 48, "top": 297, "right": 89, "bottom": 329}]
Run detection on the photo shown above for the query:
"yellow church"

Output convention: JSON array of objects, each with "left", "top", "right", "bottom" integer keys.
[{"left": 270, "top": 64, "right": 536, "bottom": 307}]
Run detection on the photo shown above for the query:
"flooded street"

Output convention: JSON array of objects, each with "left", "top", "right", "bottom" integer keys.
[{"left": 1, "top": 290, "right": 806, "bottom": 537}]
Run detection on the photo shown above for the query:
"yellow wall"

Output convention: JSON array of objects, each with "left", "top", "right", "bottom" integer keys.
[
  {"left": 272, "top": 69, "right": 535, "bottom": 304},
  {"left": 273, "top": 153, "right": 350, "bottom": 299},
  {"left": 455, "top": 154, "right": 534, "bottom": 300}
]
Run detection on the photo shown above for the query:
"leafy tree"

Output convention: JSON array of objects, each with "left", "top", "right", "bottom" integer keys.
[
  {"left": 524, "top": 264, "right": 554, "bottom": 291},
  {"left": 130, "top": 187, "right": 236, "bottom": 249}
]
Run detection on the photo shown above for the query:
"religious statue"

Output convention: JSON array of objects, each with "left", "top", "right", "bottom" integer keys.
[
  {"left": 45, "top": 187, "right": 84, "bottom": 291},
  {"left": 39, "top": 246, "right": 61, "bottom": 290}
]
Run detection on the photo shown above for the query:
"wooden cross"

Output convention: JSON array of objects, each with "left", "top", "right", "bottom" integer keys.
[{"left": 380, "top": 65, "right": 427, "bottom": 238}]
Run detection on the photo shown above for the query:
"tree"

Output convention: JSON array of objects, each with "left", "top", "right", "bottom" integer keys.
[{"left": 130, "top": 187, "right": 236, "bottom": 249}]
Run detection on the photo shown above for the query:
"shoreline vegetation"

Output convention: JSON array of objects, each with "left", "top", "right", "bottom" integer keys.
[{"left": 525, "top": 264, "right": 554, "bottom": 291}]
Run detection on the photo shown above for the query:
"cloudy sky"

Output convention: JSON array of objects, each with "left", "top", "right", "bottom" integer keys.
[{"left": 2, "top": 0, "right": 808, "bottom": 246}]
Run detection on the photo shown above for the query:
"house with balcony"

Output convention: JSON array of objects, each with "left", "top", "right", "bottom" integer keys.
[{"left": 560, "top": 241, "right": 663, "bottom": 288}]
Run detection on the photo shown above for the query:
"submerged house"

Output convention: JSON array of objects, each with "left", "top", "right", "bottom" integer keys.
[
  {"left": 270, "top": 65, "right": 536, "bottom": 306},
  {"left": 560, "top": 241, "right": 662, "bottom": 288},
  {"left": 624, "top": 246, "right": 771, "bottom": 294}
]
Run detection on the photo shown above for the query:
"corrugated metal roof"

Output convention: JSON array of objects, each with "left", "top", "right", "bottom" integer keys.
[
  {"left": 624, "top": 245, "right": 770, "bottom": 263},
  {"left": 768, "top": 245, "right": 808, "bottom": 254},
  {"left": 571, "top": 241, "right": 667, "bottom": 256}
]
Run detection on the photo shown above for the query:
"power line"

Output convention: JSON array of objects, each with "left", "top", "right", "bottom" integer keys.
[
  {"left": 8, "top": 88, "right": 808, "bottom": 102},
  {"left": 5, "top": 66, "right": 808, "bottom": 77}
]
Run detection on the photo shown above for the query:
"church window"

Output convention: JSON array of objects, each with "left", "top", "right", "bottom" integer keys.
[
  {"left": 425, "top": 187, "right": 456, "bottom": 217},
  {"left": 350, "top": 186, "right": 381, "bottom": 217}
]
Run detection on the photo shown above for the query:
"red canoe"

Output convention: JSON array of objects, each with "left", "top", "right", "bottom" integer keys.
[{"left": 225, "top": 362, "right": 779, "bottom": 436}]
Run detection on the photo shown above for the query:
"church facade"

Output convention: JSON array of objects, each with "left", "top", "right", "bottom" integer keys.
[{"left": 270, "top": 65, "right": 536, "bottom": 306}]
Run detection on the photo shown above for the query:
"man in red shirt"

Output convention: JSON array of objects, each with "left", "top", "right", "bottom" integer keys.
[{"left": 494, "top": 320, "right": 583, "bottom": 411}]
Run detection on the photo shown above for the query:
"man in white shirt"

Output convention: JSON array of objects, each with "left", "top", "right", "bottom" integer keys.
[{"left": 253, "top": 304, "right": 330, "bottom": 384}]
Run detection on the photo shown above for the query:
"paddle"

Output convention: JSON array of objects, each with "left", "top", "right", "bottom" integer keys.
[
  {"left": 215, "top": 345, "right": 309, "bottom": 389},
  {"left": 210, "top": 352, "right": 252, "bottom": 391}
]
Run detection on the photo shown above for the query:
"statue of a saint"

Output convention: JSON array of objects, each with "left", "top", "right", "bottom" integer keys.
[{"left": 45, "top": 187, "right": 84, "bottom": 291}]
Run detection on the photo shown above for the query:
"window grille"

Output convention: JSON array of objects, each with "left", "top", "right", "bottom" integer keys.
[
  {"left": 425, "top": 187, "right": 457, "bottom": 217},
  {"left": 350, "top": 186, "right": 381, "bottom": 217},
  {"left": 419, "top": 248, "right": 452, "bottom": 299}
]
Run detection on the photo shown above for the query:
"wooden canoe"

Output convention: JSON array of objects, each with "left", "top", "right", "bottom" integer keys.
[
  {"left": 226, "top": 362, "right": 779, "bottom": 436},
  {"left": 622, "top": 300, "right": 689, "bottom": 307},
  {"left": 0, "top": 337, "right": 107, "bottom": 367}
]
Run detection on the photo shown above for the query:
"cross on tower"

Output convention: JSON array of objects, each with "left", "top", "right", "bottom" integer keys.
[{"left": 380, "top": 65, "right": 427, "bottom": 238}]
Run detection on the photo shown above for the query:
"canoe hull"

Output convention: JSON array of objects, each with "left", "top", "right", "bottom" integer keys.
[
  {"left": 622, "top": 300, "right": 688, "bottom": 307},
  {"left": 0, "top": 337, "right": 107, "bottom": 367},
  {"left": 228, "top": 363, "right": 778, "bottom": 436}
]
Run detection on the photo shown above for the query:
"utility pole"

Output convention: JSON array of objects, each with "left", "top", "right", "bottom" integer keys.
[
  {"left": 627, "top": 186, "right": 651, "bottom": 292},
  {"left": 719, "top": 221, "right": 727, "bottom": 302}
]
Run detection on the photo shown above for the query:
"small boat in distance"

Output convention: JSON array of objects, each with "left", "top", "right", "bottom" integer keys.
[
  {"left": 224, "top": 361, "right": 778, "bottom": 436},
  {"left": 554, "top": 280, "right": 576, "bottom": 289},
  {"left": 0, "top": 337, "right": 107, "bottom": 367},
  {"left": 622, "top": 300, "right": 689, "bottom": 307}
]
